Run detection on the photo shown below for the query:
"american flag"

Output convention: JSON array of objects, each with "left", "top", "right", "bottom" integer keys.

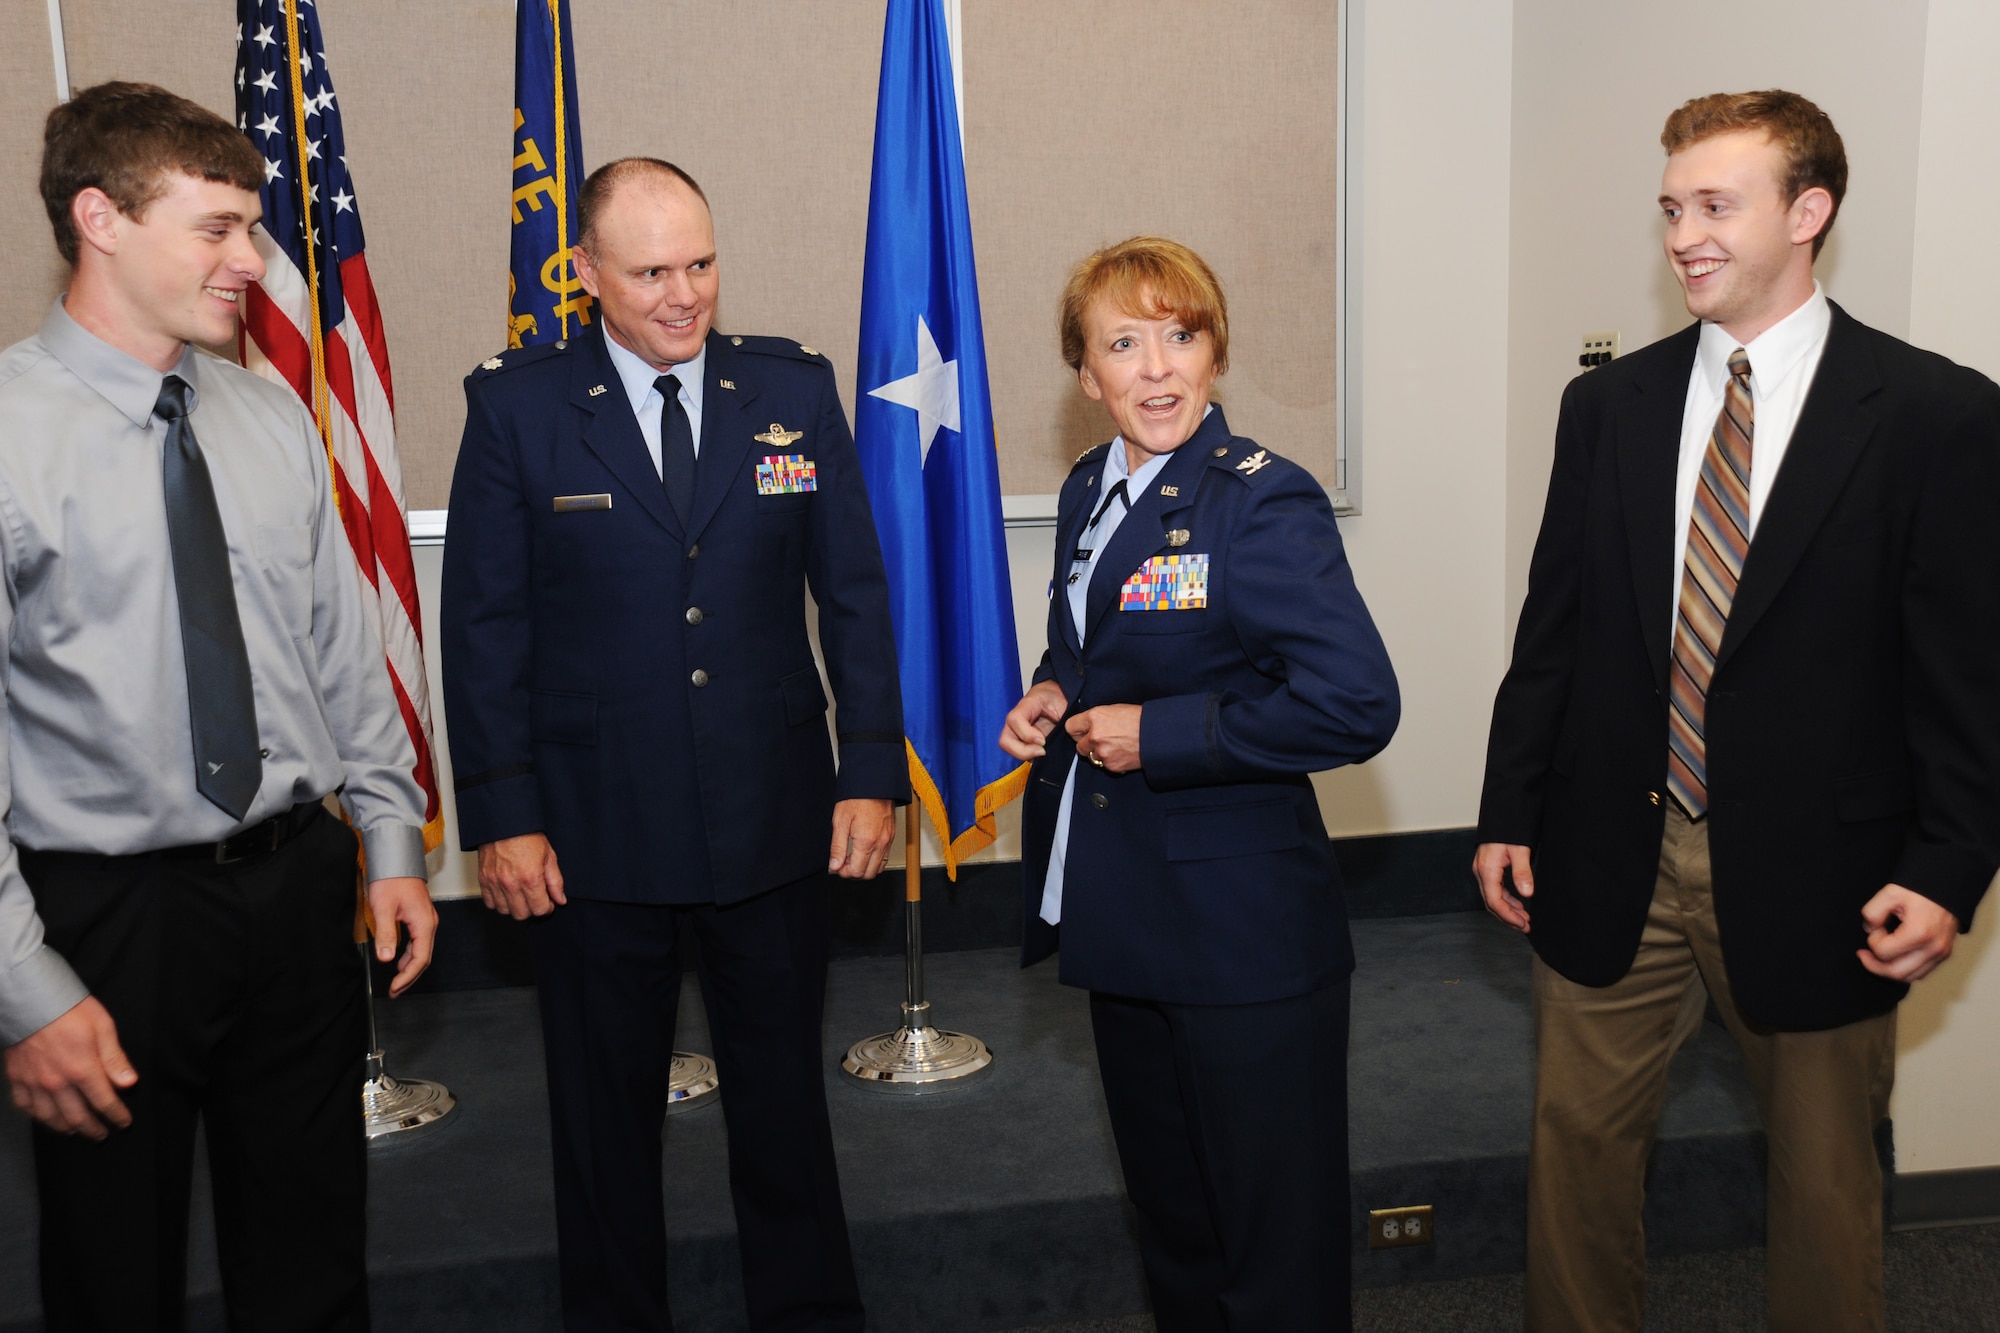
[{"left": 235, "top": 0, "right": 443, "bottom": 847}]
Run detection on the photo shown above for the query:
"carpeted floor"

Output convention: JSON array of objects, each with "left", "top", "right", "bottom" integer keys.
[{"left": 1002, "top": 1220, "right": 2000, "bottom": 1332}]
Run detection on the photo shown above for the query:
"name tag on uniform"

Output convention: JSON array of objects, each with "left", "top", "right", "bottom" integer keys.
[
  {"left": 553, "top": 493, "right": 612, "bottom": 512},
  {"left": 756, "top": 454, "right": 818, "bottom": 495},
  {"left": 1120, "top": 553, "right": 1209, "bottom": 611}
]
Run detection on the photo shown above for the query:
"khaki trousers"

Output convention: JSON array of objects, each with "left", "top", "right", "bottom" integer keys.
[{"left": 1524, "top": 803, "right": 1896, "bottom": 1333}]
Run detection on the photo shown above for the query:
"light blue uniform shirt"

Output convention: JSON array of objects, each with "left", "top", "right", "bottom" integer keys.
[
  {"left": 603, "top": 333, "right": 707, "bottom": 473},
  {"left": 1039, "top": 435, "right": 1175, "bottom": 926}
]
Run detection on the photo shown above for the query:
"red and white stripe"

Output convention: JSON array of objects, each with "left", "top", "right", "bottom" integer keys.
[{"left": 241, "top": 226, "right": 444, "bottom": 845}]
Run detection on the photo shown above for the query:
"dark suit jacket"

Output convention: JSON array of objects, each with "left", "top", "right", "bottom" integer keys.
[
  {"left": 1479, "top": 303, "right": 2000, "bottom": 1030},
  {"left": 440, "top": 325, "right": 907, "bottom": 904},
  {"left": 1020, "top": 409, "right": 1400, "bottom": 1006}
]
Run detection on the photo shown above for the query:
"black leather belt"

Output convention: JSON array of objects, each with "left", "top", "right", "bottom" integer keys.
[{"left": 155, "top": 801, "right": 324, "bottom": 865}]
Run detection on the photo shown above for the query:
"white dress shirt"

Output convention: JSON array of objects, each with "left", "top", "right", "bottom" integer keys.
[
  {"left": 1040, "top": 434, "right": 1176, "bottom": 926},
  {"left": 603, "top": 333, "right": 707, "bottom": 473},
  {"left": 1670, "top": 282, "right": 1832, "bottom": 632}
]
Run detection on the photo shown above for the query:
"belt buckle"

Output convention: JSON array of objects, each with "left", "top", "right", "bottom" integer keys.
[{"left": 213, "top": 816, "right": 282, "bottom": 866}]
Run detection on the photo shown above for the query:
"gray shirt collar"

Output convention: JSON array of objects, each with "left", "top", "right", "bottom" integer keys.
[{"left": 39, "top": 298, "right": 201, "bottom": 429}]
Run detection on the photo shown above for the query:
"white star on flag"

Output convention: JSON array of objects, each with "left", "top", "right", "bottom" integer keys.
[{"left": 867, "top": 314, "right": 960, "bottom": 466}]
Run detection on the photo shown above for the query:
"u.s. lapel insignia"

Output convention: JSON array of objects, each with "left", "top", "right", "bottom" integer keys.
[
  {"left": 481, "top": 356, "right": 504, "bottom": 371},
  {"left": 1235, "top": 449, "right": 1271, "bottom": 476},
  {"left": 1160, "top": 485, "right": 1179, "bottom": 497},
  {"left": 719, "top": 378, "right": 736, "bottom": 390},
  {"left": 755, "top": 422, "right": 805, "bottom": 448},
  {"left": 1166, "top": 529, "right": 1190, "bottom": 548},
  {"left": 587, "top": 384, "right": 608, "bottom": 397}
]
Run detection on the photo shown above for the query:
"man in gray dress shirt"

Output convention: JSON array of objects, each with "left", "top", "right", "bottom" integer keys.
[{"left": 0, "top": 83, "right": 435, "bottom": 1330}]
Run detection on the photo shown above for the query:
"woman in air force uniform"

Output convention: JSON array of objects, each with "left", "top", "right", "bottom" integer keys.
[{"left": 1000, "top": 237, "right": 1399, "bottom": 1331}]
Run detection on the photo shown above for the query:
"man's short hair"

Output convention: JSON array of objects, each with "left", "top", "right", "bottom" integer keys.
[
  {"left": 40, "top": 81, "right": 265, "bottom": 267},
  {"left": 1661, "top": 90, "right": 1848, "bottom": 258},
  {"left": 1057, "top": 236, "right": 1230, "bottom": 375},
  {"left": 576, "top": 158, "right": 709, "bottom": 253}
]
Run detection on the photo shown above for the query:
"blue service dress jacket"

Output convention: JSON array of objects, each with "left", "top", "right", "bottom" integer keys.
[
  {"left": 440, "top": 325, "right": 908, "bottom": 903},
  {"left": 1020, "top": 408, "right": 1400, "bottom": 1006}
]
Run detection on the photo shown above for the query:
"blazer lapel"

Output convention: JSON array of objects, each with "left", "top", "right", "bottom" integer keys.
[
  {"left": 1715, "top": 303, "right": 1880, "bottom": 672},
  {"left": 1053, "top": 465, "right": 1096, "bottom": 658},
  {"left": 686, "top": 333, "right": 762, "bottom": 544},
  {"left": 1620, "top": 325, "right": 1700, "bottom": 692},
  {"left": 572, "top": 327, "right": 678, "bottom": 537},
  {"left": 1081, "top": 412, "right": 1228, "bottom": 646}
]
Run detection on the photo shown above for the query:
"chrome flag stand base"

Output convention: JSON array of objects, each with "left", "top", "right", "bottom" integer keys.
[
  {"left": 842, "top": 805, "right": 995, "bottom": 1094},
  {"left": 665, "top": 1051, "right": 720, "bottom": 1115},
  {"left": 357, "top": 944, "right": 457, "bottom": 1143},
  {"left": 841, "top": 995, "right": 994, "bottom": 1093}
]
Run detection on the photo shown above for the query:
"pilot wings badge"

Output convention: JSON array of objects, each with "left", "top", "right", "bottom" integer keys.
[{"left": 754, "top": 422, "right": 805, "bottom": 448}]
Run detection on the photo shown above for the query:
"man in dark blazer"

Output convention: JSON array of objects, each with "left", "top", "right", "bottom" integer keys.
[
  {"left": 1476, "top": 91, "right": 2000, "bottom": 1332},
  {"left": 441, "top": 157, "right": 906, "bottom": 1333}
]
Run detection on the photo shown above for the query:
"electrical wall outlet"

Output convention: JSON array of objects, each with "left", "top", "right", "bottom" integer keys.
[
  {"left": 1579, "top": 331, "right": 1620, "bottom": 369},
  {"left": 1368, "top": 1204, "right": 1435, "bottom": 1249}
]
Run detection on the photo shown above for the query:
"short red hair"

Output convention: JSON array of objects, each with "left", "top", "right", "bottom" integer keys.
[{"left": 1057, "top": 236, "right": 1229, "bottom": 374}]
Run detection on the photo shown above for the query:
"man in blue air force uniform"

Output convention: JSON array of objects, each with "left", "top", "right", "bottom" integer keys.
[{"left": 441, "top": 157, "right": 905, "bottom": 1333}]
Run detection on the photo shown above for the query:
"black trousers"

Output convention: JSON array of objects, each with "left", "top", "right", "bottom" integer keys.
[
  {"left": 527, "top": 879, "right": 862, "bottom": 1333},
  {"left": 1089, "top": 979, "right": 1352, "bottom": 1332},
  {"left": 23, "top": 807, "right": 369, "bottom": 1333}
]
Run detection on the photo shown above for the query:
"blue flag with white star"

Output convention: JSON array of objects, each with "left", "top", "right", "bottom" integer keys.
[
  {"left": 507, "top": 0, "right": 591, "bottom": 348},
  {"left": 854, "top": 0, "right": 1023, "bottom": 878}
]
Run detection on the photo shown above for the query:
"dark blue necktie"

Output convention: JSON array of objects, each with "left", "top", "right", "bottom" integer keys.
[
  {"left": 156, "top": 375, "right": 262, "bottom": 821},
  {"left": 655, "top": 373, "right": 695, "bottom": 526}
]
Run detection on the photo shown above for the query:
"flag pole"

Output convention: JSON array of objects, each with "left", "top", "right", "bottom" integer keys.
[
  {"left": 840, "top": 799, "right": 993, "bottom": 1093},
  {"left": 357, "top": 934, "right": 456, "bottom": 1140}
]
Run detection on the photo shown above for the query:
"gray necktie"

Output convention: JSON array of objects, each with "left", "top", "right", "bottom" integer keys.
[
  {"left": 655, "top": 373, "right": 695, "bottom": 526},
  {"left": 156, "top": 375, "right": 262, "bottom": 821}
]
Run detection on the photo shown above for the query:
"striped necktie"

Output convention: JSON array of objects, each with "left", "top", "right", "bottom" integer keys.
[{"left": 1667, "top": 348, "right": 1753, "bottom": 819}]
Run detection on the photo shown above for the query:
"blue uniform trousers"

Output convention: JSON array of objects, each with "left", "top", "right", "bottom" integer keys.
[{"left": 527, "top": 879, "right": 862, "bottom": 1333}]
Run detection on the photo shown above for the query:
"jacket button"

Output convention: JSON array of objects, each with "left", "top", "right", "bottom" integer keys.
[
  {"left": 691, "top": 669, "right": 710, "bottom": 688},
  {"left": 1090, "top": 793, "right": 1108, "bottom": 810},
  {"left": 1648, "top": 791, "right": 1661, "bottom": 806},
  {"left": 685, "top": 607, "right": 704, "bottom": 625},
  {"left": 688, "top": 544, "right": 700, "bottom": 559}
]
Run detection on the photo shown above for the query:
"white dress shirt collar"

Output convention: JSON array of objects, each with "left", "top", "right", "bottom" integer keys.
[{"left": 1695, "top": 280, "right": 1829, "bottom": 400}]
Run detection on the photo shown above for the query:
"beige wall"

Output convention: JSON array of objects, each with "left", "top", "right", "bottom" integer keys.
[
  {"left": 10, "top": 1, "right": 1337, "bottom": 507},
  {"left": 0, "top": 2, "right": 65, "bottom": 341},
  {"left": 964, "top": 0, "right": 1340, "bottom": 494}
]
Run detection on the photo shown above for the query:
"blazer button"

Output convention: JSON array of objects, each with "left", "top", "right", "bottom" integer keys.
[
  {"left": 691, "top": 669, "right": 710, "bottom": 688},
  {"left": 1090, "top": 793, "right": 1108, "bottom": 810},
  {"left": 1648, "top": 791, "right": 1661, "bottom": 806},
  {"left": 686, "top": 606, "right": 704, "bottom": 625},
  {"left": 688, "top": 544, "right": 700, "bottom": 559}
]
